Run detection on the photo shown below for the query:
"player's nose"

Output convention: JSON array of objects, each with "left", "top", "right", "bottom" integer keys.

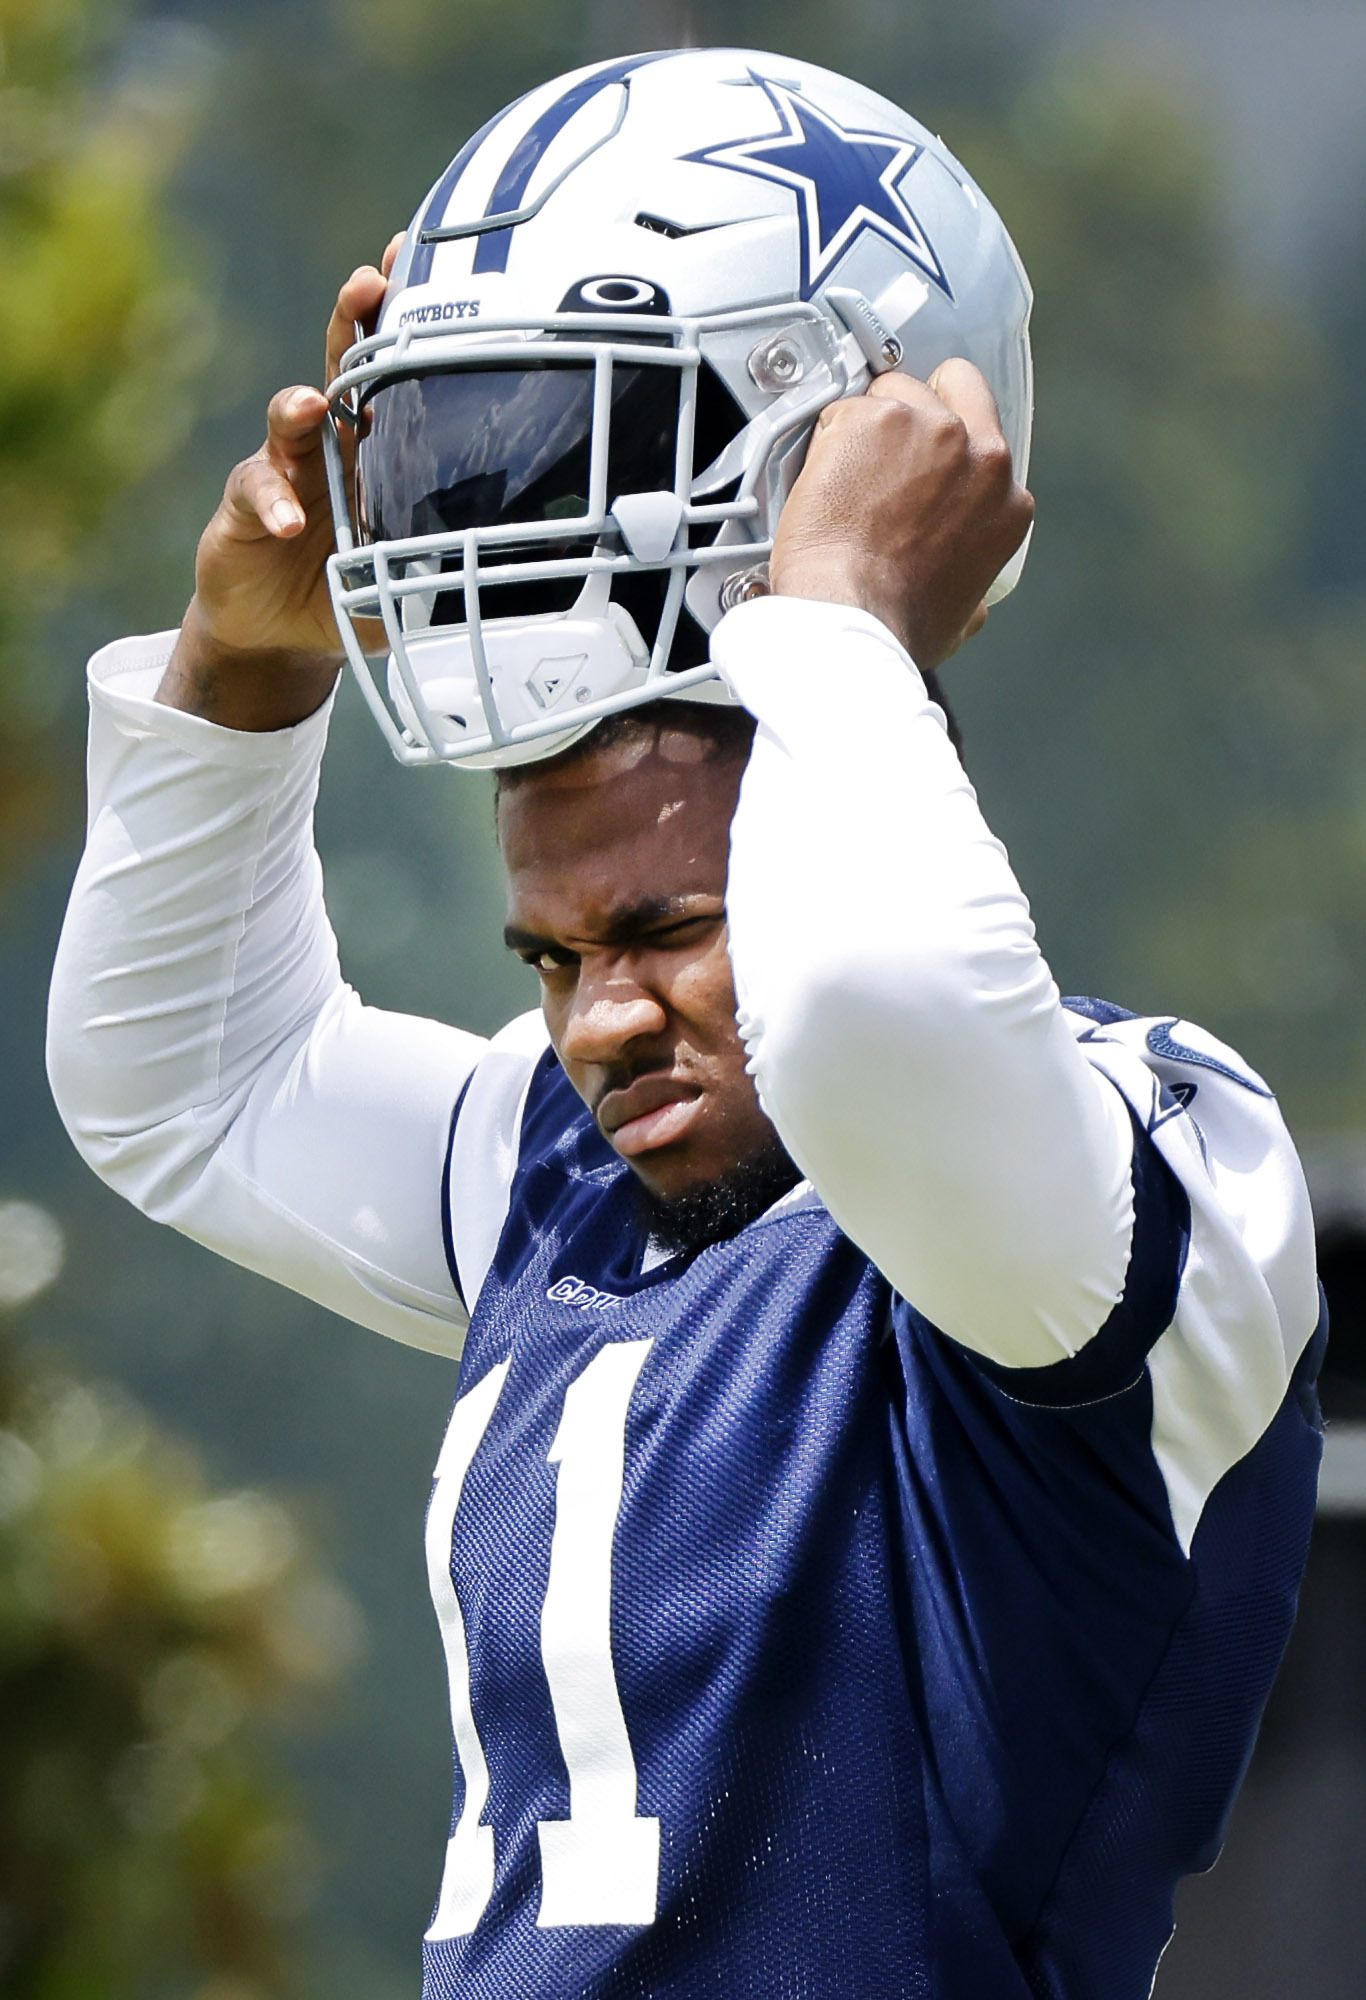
[{"left": 560, "top": 968, "right": 668, "bottom": 1068}]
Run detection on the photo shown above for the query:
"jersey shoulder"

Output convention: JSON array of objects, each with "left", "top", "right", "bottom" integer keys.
[
  {"left": 1062, "top": 996, "right": 1321, "bottom": 1551},
  {"left": 1060, "top": 995, "right": 1314, "bottom": 1328},
  {"left": 443, "top": 1009, "right": 554, "bottom": 1311}
]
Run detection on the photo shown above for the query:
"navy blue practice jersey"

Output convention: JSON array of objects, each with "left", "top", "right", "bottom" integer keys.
[{"left": 422, "top": 1002, "right": 1323, "bottom": 2000}]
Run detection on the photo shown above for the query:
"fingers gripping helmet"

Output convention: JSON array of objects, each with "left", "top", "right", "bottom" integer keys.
[{"left": 323, "top": 46, "right": 1033, "bottom": 770}]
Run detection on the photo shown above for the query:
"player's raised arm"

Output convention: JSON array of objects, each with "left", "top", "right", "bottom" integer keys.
[
  {"left": 719, "top": 364, "right": 1140, "bottom": 1370},
  {"left": 46, "top": 246, "right": 494, "bottom": 1358},
  {"left": 156, "top": 246, "right": 403, "bottom": 729}
]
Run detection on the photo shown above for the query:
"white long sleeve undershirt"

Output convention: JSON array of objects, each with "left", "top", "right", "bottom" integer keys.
[
  {"left": 47, "top": 600, "right": 1136, "bottom": 1370},
  {"left": 716, "top": 599, "right": 1134, "bottom": 1366}
]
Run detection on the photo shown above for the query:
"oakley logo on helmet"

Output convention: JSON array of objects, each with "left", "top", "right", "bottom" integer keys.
[
  {"left": 559, "top": 276, "right": 671, "bottom": 315},
  {"left": 687, "top": 73, "right": 950, "bottom": 301}
]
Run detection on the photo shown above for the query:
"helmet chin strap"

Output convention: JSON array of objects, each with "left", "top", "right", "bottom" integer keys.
[
  {"left": 385, "top": 532, "right": 747, "bottom": 768},
  {"left": 387, "top": 618, "right": 647, "bottom": 771},
  {"left": 387, "top": 609, "right": 740, "bottom": 769}
]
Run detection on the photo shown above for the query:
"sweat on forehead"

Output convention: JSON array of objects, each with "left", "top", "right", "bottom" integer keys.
[
  {"left": 495, "top": 707, "right": 750, "bottom": 887},
  {"left": 494, "top": 702, "right": 758, "bottom": 803}
]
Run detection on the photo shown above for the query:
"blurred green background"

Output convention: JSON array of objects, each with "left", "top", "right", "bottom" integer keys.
[{"left": 3, "top": 0, "right": 1365, "bottom": 1993}]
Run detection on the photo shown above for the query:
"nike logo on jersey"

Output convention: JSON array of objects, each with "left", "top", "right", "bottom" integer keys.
[{"left": 1145, "top": 1020, "right": 1274, "bottom": 1098}]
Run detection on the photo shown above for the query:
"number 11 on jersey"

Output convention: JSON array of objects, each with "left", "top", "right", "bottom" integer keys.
[
  {"left": 425, "top": 1339, "right": 659, "bottom": 1939},
  {"left": 537, "top": 1339, "right": 660, "bottom": 1926}
]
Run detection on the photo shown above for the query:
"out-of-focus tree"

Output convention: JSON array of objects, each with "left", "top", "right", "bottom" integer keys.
[
  {"left": 965, "top": 56, "right": 1366, "bottom": 1128},
  {"left": 0, "top": 0, "right": 211, "bottom": 871},
  {"left": 0, "top": 1198, "right": 362, "bottom": 1998},
  {"left": 0, "top": 24, "right": 359, "bottom": 1981},
  {"left": 933, "top": 57, "right": 1314, "bottom": 938},
  {"left": 1120, "top": 199, "right": 1366, "bottom": 1128}
]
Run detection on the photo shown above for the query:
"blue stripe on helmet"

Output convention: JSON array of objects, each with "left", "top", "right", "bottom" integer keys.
[
  {"left": 405, "top": 93, "right": 534, "bottom": 290},
  {"left": 472, "top": 52, "right": 673, "bottom": 275}
]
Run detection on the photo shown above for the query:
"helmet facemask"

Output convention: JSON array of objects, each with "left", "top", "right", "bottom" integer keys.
[{"left": 321, "top": 301, "right": 850, "bottom": 769}]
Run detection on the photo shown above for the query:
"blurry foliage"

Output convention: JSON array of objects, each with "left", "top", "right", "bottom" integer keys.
[
  {"left": 994, "top": 59, "right": 1307, "bottom": 615},
  {"left": 0, "top": 25, "right": 356, "bottom": 1991},
  {"left": 933, "top": 58, "right": 1317, "bottom": 863},
  {"left": 992, "top": 60, "right": 1366, "bottom": 1127},
  {"left": 0, "top": 1292, "right": 361, "bottom": 1998},
  {"left": 914, "top": 52, "right": 1366, "bottom": 1127},
  {"left": 0, "top": 0, "right": 212, "bottom": 868}
]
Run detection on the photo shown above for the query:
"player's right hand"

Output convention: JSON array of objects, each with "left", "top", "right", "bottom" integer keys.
[
  {"left": 157, "top": 236, "right": 403, "bottom": 730},
  {"left": 770, "top": 359, "right": 1034, "bottom": 673}
]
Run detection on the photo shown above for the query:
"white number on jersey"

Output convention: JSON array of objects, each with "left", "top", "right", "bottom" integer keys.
[
  {"left": 425, "top": 1358, "right": 510, "bottom": 1938},
  {"left": 425, "top": 1341, "right": 658, "bottom": 1939},
  {"left": 537, "top": 1340, "right": 660, "bottom": 1925}
]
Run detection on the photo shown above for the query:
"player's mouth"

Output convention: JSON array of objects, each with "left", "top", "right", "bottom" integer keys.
[{"left": 596, "top": 1075, "right": 704, "bottom": 1158}]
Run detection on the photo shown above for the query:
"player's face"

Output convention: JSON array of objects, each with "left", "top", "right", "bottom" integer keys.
[{"left": 498, "top": 726, "right": 773, "bottom": 1201}]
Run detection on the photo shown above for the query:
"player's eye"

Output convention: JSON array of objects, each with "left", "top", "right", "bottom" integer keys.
[
  {"left": 525, "top": 948, "right": 573, "bottom": 976},
  {"left": 648, "top": 915, "right": 718, "bottom": 948}
]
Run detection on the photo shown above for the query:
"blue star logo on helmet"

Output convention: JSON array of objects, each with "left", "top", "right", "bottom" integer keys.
[{"left": 686, "top": 75, "right": 950, "bottom": 302}]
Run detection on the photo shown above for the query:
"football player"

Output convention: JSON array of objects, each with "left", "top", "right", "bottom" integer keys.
[{"left": 48, "top": 48, "right": 1323, "bottom": 2000}]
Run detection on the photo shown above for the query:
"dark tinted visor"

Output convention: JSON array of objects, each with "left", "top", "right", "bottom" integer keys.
[{"left": 357, "top": 361, "right": 680, "bottom": 545}]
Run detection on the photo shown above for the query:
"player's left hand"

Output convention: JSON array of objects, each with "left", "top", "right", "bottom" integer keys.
[{"left": 768, "top": 360, "right": 1034, "bottom": 671}]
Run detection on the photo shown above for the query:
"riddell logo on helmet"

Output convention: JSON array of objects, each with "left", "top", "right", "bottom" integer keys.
[{"left": 398, "top": 299, "right": 481, "bottom": 327}]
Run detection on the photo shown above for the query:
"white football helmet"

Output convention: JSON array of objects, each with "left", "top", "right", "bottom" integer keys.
[{"left": 322, "top": 46, "right": 1033, "bottom": 769}]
